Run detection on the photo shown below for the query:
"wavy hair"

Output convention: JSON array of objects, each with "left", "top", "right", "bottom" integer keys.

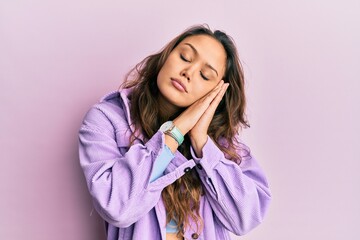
[{"left": 120, "top": 24, "right": 250, "bottom": 238}]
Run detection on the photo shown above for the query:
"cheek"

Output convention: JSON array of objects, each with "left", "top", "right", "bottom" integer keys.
[
  {"left": 165, "top": 56, "right": 181, "bottom": 71},
  {"left": 157, "top": 60, "right": 173, "bottom": 82},
  {"left": 158, "top": 61, "right": 172, "bottom": 81},
  {"left": 193, "top": 85, "right": 214, "bottom": 99}
]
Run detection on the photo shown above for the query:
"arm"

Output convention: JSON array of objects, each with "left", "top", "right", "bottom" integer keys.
[
  {"left": 190, "top": 137, "right": 271, "bottom": 235},
  {"left": 78, "top": 104, "right": 195, "bottom": 228},
  {"left": 149, "top": 144, "right": 175, "bottom": 182}
]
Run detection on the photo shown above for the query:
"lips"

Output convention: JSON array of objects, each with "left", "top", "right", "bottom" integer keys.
[{"left": 171, "top": 78, "right": 187, "bottom": 93}]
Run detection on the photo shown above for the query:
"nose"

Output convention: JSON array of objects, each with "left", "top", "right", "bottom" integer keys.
[{"left": 181, "top": 69, "right": 190, "bottom": 81}]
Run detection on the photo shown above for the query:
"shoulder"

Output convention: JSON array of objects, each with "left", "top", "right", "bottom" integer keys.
[
  {"left": 81, "top": 88, "right": 134, "bottom": 134},
  {"left": 97, "top": 88, "right": 131, "bottom": 117}
]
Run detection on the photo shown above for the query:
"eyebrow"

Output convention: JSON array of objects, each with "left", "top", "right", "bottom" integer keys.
[{"left": 184, "top": 43, "right": 219, "bottom": 77}]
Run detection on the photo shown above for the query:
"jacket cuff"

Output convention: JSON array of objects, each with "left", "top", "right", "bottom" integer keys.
[
  {"left": 145, "top": 130, "right": 165, "bottom": 156},
  {"left": 190, "top": 136, "right": 224, "bottom": 175}
]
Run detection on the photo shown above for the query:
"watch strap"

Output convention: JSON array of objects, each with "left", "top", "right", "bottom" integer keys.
[{"left": 165, "top": 125, "right": 184, "bottom": 145}]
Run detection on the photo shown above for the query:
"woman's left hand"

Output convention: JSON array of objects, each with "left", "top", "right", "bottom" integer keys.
[{"left": 189, "top": 83, "right": 229, "bottom": 157}]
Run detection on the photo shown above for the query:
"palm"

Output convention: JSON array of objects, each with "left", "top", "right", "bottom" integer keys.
[{"left": 189, "top": 82, "right": 229, "bottom": 156}]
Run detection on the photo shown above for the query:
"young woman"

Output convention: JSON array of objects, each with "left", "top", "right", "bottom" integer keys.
[{"left": 79, "top": 25, "right": 271, "bottom": 240}]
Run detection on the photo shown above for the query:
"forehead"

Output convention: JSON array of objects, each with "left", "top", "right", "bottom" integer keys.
[{"left": 177, "top": 35, "right": 226, "bottom": 73}]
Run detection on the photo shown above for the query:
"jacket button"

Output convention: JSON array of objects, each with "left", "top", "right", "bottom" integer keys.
[
  {"left": 184, "top": 167, "right": 191, "bottom": 173},
  {"left": 191, "top": 233, "right": 199, "bottom": 239},
  {"left": 196, "top": 164, "right": 203, "bottom": 170}
]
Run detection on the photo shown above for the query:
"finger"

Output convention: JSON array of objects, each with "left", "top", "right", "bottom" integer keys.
[
  {"left": 207, "top": 83, "right": 229, "bottom": 112},
  {"left": 185, "top": 80, "right": 224, "bottom": 116},
  {"left": 188, "top": 84, "right": 229, "bottom": 136},
  {"left": 175, "top": 81, "right": 226, "bottom": 132},
  {"left": 211, "top": 80, "right": 225, "bottom": 94},
  {"left": 194, "top": 83, "right": 229, "bottom": 125},
  {"left": 198, "top": 80, "right": 224, "bottom": 105},
  {"left": 210, "top": 83, "right": 229, "bottom": 106}
]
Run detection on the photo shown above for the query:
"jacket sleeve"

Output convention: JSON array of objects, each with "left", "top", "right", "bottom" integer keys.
[
  {"left": 78, "top": 103, "right": 195, "bottom": 228},
  {"left": 190, "top": 136, "right": 271, "bottom": 235}
]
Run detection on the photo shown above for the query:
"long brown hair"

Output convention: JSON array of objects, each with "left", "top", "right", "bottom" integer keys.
[{"left": 120, "top": 24, "right": 250, "bottom": 238}]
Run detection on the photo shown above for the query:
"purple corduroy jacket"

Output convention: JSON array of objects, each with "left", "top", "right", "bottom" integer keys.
[{"left": 78, "top": 88, "right": 271, "bottom": 240}]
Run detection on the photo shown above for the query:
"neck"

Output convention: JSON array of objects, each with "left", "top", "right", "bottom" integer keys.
[{"left": 157, "top": 94, "right": 181, "bottom": 121}]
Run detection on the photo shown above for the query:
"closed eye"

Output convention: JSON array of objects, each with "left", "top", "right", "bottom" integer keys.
[
  {"left": 200, "top": 72, "right": 209, "bottom": 80},
  {"left": 180, "top": 54, "right": 190, "bottom": 62}
]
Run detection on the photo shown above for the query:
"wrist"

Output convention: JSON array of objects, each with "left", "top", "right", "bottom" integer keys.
[
  {"left": 160, "top": 121, "right": 184, "bottom": 145},
  {"left": 190, "top": 135, "right": 208, "bottom": 158},
  {"left": 164, "top": 134, "right": 178, "bottom": 153},
  {"left": 172, "top": 119, "right": 188, "bottom": 136}
]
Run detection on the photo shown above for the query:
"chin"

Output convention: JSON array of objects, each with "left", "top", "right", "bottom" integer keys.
[
  {"left": 157, "top": 81, "right": 192, "bottom": 108},
  {"left": 166, "top": 95, "right": 189, "bottom": 108},
  {"left": 162, "top": 92, "right": 190, "bottom": 108}
]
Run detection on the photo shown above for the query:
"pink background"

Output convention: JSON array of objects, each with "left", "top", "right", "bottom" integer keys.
[{"left": 1, "top": 0, "right": 359, "bottom": 239}]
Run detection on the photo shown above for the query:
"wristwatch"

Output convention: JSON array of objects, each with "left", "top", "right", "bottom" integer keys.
[{"left": 159, "top": 121, "right": 184, "bottom": 145}]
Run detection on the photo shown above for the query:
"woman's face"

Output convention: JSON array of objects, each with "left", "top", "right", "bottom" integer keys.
[{"left": 157, "top": 34, "right": 227, "bottom": 108}]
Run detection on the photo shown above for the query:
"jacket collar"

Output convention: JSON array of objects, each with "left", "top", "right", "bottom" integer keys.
[{"left": 100, "top": 88, "right": 134, "bottom": 133}]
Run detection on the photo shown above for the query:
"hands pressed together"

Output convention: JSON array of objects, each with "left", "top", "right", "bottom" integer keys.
[{"left": 165, "top": 80, "right": 229, "bottom": 157}]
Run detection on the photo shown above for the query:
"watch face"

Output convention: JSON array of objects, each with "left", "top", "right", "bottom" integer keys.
[{"left": 160, "top": 121, "right": 173, "bottom": 132}]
